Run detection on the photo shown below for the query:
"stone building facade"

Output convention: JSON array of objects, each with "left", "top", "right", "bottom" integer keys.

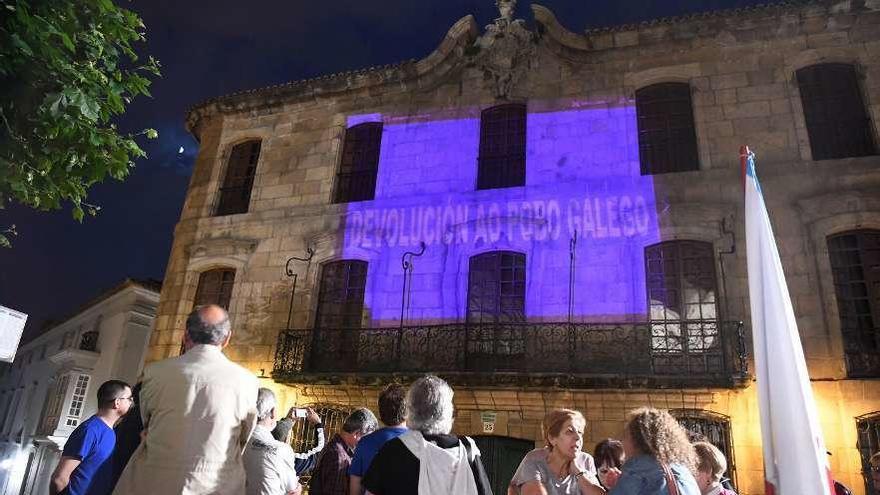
[
  {"left": 0, "top": 279, "right": 160, "bottom": 495},
  {"left": 151, "top": 1, "right": 880, "bottom": 493}
]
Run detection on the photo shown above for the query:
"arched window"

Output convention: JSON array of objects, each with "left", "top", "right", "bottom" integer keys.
[
  {"left": 216, "top": 140, "right": 261, "bottom": 216},
  {"left": 645, "top": 241, "right": 720, "bottom": 375},
  {"left": 856, "top": 411, "right": 880, "bottom": 495},
  {"left": 334, "top": 123, "right": 382, "bottom": 203},
  {"left": 635, "top": 82, "right": 699, "bottom": 175},
  {"left": 671, "top": 409, "right": 736, "bottom": 488},
  {"left": 827, "top": 229, "right": 880, "bottom": 377},
  {"left": 478, "top": 104, "right": 526, "bottom": 190},
  {"left": 796, "top": 63, "right": 876, "bottom": 160},
  {"left": 194, "top": 268, "right": 236, "bottom": 310},
  {"left": 315, "top": 260, "right": 368, "bottom": 329}
]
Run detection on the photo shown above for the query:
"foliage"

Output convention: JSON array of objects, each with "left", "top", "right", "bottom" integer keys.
[{"left": 0, "top": 0, "right": 160, "bottom": 246}]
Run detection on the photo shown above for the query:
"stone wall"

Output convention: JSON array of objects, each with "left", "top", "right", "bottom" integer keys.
[{"left": 150, "top": 2, "right": 880, "bottom": 493}]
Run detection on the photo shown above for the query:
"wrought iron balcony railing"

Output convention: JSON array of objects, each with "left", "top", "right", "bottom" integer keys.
[{"left": 273, "top": 320, "right": 748, "bottom": 388}]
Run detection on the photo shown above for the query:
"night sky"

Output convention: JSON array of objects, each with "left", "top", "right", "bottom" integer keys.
[{"left": 0, "top": 0, "right": 770, "bottom": 341}]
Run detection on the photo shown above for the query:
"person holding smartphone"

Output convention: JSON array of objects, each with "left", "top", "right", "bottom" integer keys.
[{"left": 271, "top": 405, "right": 325, "bottom": 476}]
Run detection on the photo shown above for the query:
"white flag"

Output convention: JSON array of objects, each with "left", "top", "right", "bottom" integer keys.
[{"left": 742, "top": 146, "right": 833, "bottom": 495}]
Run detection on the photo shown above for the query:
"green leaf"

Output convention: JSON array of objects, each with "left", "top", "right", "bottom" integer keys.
[
  {"left": 0, "top": 234, "right": 10, "bottom": 249},
  {"left": 72, "top": 205, "right": 84, "bottom": 222},
  {"left": 145, "top": 128, "right": 157, "bottom": 139},
  {"left": 10, "top": 34, "right": 34, "bottom": 56}
]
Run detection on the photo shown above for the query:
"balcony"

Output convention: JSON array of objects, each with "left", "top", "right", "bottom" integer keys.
[{"left": 273, "top": 320, "right": 748, "bottom": 389}]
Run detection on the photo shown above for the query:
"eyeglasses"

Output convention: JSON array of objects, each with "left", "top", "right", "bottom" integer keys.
[{"left": 869, "top": 465, "right": 880, "bottom": 472}]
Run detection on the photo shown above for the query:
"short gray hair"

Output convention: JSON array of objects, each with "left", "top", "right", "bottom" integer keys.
[
  {"left": 341, "top": 407, "right": 378, "bottom": 435},
  {"left": 406, "top": 375, "right": 454, "bottom": 435},
  {"left": 256, "top": 388, "right": 277, "bottom": 421},
  {"left": 186, "top": 306, "right": 231, "bottom": 345}
]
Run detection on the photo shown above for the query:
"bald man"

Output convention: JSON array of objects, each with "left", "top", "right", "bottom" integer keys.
[{"left": 113, "top": 305, "right": 259, "bottom": 495}]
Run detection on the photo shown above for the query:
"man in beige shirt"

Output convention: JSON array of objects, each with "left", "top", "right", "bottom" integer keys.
[{"left": 112, "top": 305, "right": 259, "bottom": 495}]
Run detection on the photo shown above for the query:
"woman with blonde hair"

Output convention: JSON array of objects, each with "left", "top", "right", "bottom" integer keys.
[
  {"left": 509, "top": 409, "right": 604, "bottom": 494},
  {"left": 602, "top": 407, "right": 700, "bottom": 495},
  {"left": 692, "top": 442, "right": 736, "bottom": 495}
]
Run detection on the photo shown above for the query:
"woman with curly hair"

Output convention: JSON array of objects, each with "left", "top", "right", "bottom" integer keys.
[{"left": 602, "top": 408, "right": 700, "bottom": 495}]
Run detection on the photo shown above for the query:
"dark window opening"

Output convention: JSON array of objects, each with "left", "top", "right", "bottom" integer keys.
[
  {"left": 334, "top": 123, "right": 382, "bottom": 203},
  {"left": 645, "top": 241, "right": 721, "bottom": 375},
  {"left": 797, "top": 63, "right": 876, "bottom": 160},
  {"left": 315, "top": 260, "right": 368, "bottom": 329},
  {"left": 216, "top": 140, "right": 261, "bottom": 216},
  {"left": 827, "top": 230, "right": 880, "bottom": 378},
  {"left": 636, "top": 83, "right": 699, "bottom": 175},
  {"left": 478, "top": 104, "right": 526, "bottom": 190}
]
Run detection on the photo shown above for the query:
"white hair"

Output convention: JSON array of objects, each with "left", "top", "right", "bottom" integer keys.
[
  {"left": 406, "top": 375, "right": 454, "bottom": 435},
  {"left": 256, "top": 388, "right": 277, "bottom": 421}
]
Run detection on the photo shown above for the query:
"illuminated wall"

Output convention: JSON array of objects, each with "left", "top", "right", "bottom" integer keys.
[{"left": 337, "top": 100, "right": 661, "bottom": 325}]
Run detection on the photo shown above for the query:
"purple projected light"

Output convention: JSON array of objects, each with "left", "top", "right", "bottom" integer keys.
[{"left": 338, "top": 100, "right": 659, "bottom": 325}]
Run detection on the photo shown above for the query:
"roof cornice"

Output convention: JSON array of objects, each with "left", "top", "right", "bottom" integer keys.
[{"left": 185, "top": 14, "right": 480, "bottom": 140}]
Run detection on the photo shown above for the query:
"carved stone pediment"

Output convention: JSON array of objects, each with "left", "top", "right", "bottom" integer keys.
[
  {"left": 469, "top": 0, "right": 536, "bottom": 99},
  {"left": 186, "top": 236, "right": 258, "bottom": 259}
]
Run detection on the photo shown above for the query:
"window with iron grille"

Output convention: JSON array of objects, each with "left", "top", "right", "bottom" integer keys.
[
  {"left": 635, "top": 83, "right": 699, "bottom": 175},
  {"left": 467, "top": 251, "right": 526, "bottom": 360},
  {"left": 286, "top": 404, "right": 353, "bottom": 488},
  {"left": 478, "top": 104, "right": 526, "bottom": 190},
  {"left": 645, "top": 241, "right": 720, "bottom": 375},
  {"left": 334, "top": 123, "right": 382, "bottom": 203},
  {"left": 796, "top": 64, "right": 876, "bottom": 160},
  {"left": 216, "top": 140, "right": 261, "bottom": 216},
  {"left": 827, "top": 230, "right": 880, "bottom": 378},
  {"left": 315, "top": 261, "right": 368, "bottom": 329},
  {"left": 194, "top": 269, "right": 236, "bottom": 310},
  {"left": 857, "top": 411, "right": 880, "bottom": 495},
  {"left": 672, "top": 409, "right": 736, "bottom": 489}
]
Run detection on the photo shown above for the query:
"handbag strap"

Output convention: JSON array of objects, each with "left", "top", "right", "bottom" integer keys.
[{"left": 662, "top": 464, "right": 680, "bottom": 495}]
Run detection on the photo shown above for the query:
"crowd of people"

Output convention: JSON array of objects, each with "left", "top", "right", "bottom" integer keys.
[{"left": 47, "top": 304, "right": 880, "bottom": 495}]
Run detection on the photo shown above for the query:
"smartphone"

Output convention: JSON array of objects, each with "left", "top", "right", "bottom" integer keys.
[{"left": 294, "top": 408, "right": 308, "bottom": 418}]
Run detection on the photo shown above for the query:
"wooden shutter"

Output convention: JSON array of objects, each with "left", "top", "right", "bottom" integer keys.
[
  {"left": 216, "top": 140, "right": 261, "bottom": 215},
  {"left": 636, "top": 83, "right": 699, "bottom": 175},
  {"left": 797, "top": 64, "right": 876, "bottom": 160},
  {"left": 334, "top": 123, "right": 382, "bottom": 203},
  {"left": 478, "top": 104, "right": 526, "bottom": 190}
]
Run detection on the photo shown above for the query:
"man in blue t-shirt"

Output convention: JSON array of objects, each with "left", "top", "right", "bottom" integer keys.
[
  {"left": 349, "top": 383, "right": 407, "bottom": 495},
  {"left": 50, "top": 380, "right": 133, "bottom": 495}
]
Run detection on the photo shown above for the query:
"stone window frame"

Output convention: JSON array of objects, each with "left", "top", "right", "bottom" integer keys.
[
  {"left": 784, "top": 51, "right": 880, "bottom": 163},
  {"left": 623, "top": 63, "right": 712, "bottom": 172},
  {"left": 207, "top": 132, "right": 270, "bottom": 218},
  {"left": 800, "top": 199, "right": 880, "bottom": 379}
]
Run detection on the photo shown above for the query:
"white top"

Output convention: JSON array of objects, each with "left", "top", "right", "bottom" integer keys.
[{"left": 244, "top": 425, "right": 301, "bottom": 495}]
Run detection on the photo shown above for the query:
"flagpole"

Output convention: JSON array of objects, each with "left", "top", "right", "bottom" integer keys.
[{"left": 742, "top": 145, "right": 834, "bottom": 495}]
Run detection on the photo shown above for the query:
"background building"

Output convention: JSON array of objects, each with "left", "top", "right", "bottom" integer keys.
[
  {"left": 0, "top": 279, "right": 160, "bottom": 495},
  {"left": 149, "top": 1, "right": 880, "bottom": 493}
]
